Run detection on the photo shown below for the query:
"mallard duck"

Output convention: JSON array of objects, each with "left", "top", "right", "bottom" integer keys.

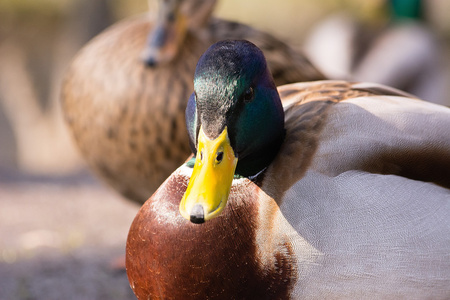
[
  {"left": 61, "top": 0, "right": 325, "bottom": 203},
  {"left": 303, "top": 0, "right": 446, "bottom": 105},
  {"left": 126, "top": 40, "right": 450, "bottom": 299}
]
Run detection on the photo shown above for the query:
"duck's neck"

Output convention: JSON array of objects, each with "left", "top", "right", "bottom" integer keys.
[{"left": 235, "top": 128, "right": 286, "bottom": 178}]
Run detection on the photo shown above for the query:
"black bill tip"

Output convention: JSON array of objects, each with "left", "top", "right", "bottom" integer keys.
[{"left": 190, "top": 204, "right": 205, "bottom": 224}]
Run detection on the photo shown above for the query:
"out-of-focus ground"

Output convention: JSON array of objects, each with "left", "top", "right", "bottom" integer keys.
[
  {"left": 0, "top": 170, "right": 138, "bottom": 300},
  {"left": 0, "top": 0, "right": 449, "bottom": 299}
]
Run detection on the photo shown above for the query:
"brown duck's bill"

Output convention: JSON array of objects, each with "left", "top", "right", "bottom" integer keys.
[
  {"left": 142, "top": 8, "right": 188, "bottom": 66},
  {"left": 179, "top": 127, "right": 238, "bottom": 223}
]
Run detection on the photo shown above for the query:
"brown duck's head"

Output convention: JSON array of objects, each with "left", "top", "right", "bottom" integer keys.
[{"left": 142, "top": 0, "right": 217, "bottom": 66}]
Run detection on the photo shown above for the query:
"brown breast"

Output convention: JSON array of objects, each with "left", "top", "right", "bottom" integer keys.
[{"left": 126, "top": 167, "right": 297, "bottom": 299}]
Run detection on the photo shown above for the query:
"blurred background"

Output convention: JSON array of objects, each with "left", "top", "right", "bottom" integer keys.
[{"left": 0, "top": 0, "right": 449, "bottom": 299}]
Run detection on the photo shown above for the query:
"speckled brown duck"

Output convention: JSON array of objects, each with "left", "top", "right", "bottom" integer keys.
[
  {"left": 126, "top": 40, "right": 450, "bottom": 299},
  {"left": 61, "top": 0, "right": 325, "bottom": 203}
]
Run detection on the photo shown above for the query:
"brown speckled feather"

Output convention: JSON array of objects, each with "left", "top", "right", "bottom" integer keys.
[
  {"left": 62, "top": 16, "right": 201, "bottom": 201},
  {"left": 61, "top": 14, "right": 325, "bottom": 203}
]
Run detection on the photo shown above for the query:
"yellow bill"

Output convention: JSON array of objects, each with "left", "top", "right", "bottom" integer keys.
[{"left": 180, "top": 126, "right": 238, "bottom": 223}]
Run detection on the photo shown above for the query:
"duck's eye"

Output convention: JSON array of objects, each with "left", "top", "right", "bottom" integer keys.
[
  {"left": 200, "top": 150, "right": 203, "bottom": 161},
  {"left": 216, "top": 151, "right": 223, "bottom": 163},
  {"left": 241, "top": 87, "right": 254, "bottom": 102}
]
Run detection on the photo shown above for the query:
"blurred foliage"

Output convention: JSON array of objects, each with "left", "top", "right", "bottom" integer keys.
[
  {"left": 0, "top": 0, "right": 67, "bottom": 26},
  {"left": 216, "top": 0, "right": 450, "bottom": 43},
  {"left": 0, "top": 0, "right": 449, "bottom": 39},
  {"left": 215, "top": 0, "right": 389, "bottom": 43},
  {"left": 0, "top": 0, "right": 70, "bottom": 15},
  {"left": 111, "top": 0, "right": 147, "bottom": 19}
]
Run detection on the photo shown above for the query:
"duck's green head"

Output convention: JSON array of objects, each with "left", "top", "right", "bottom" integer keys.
[
  {"left": 180, "top": 40, "right": 285, "bottom": 223},
  {"left": 389, "top": 0, "right": 423, "bottom": 21}
]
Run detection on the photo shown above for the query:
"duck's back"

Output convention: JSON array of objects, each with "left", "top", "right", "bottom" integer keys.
[
  {"left": 265, "top": 80, "right": 450, "bottom": 298},
  {"left": 272, "top": 80, "right": 450, "bottom": 189}
]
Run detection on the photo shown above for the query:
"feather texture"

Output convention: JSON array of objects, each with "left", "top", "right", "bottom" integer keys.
[{"left": 127, "top": 79, "right": 450, "bottom": 299}]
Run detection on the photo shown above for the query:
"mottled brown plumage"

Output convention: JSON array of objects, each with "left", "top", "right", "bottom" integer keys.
[{"left": 61, "top": 1, "right": 325, "bottom": 203}]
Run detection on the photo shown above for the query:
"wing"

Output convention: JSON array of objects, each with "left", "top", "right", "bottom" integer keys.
[
  {"left": 266, "top": 80, "right": 450, "bottom": 298},
  {"left": 263, "top": 80, "right": 450, "bottom": 199},
  {"left": 280, "top": 169, "right": 450, "bottom": 299}
]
